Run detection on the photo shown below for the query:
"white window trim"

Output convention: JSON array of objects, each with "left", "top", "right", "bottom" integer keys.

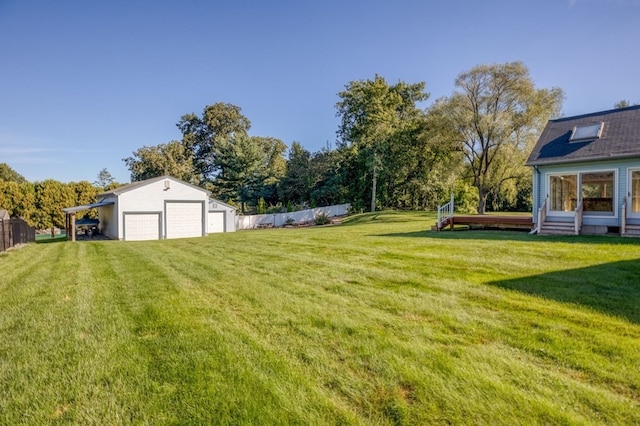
[
  {"left": 546, "top": 169, "right": 618, "bottom": 218},
  {"left": 627, "top": 167, "right": 640, "bottom": 218},
  {"left": 546, "top": 172, "right": 578, "bottom": 217},
  {"left": 580, "top": 168, "right": 618, "bottom": 219}
]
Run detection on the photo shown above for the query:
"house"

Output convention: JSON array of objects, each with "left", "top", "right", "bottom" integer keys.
[
  {"left": 526, "top": 105, "right": 640, "bottom": 236},
  {"left": 64, "top": 175, "right": 236, "bottom": 241}
]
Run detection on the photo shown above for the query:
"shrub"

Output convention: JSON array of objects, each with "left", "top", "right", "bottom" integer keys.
[
  {"left": 314, "top": 212, "right": 330, "bottom": 225},
  {"left": 285, "top": 216, "right": 295, "bottom": 225},
  {"left": 257, "top": 197, "right": 266, "bottom": 214}
]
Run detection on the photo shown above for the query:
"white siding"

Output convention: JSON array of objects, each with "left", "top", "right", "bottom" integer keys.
[{"left": 115, "top": 177, "right": 209, "bottom": 240}]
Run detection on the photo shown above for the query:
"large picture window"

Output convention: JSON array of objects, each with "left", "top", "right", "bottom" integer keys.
[
  {"left": 581, "top": 172, "right": 614, "bottom": 214},
  {"left": 550, "top": 174, "right": 577, "bottom": 212}
]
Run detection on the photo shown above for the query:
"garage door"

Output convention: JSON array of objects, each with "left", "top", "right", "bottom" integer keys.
[
  {"left": 166, "top": 202, "right": 204, "bottom": 239},
  {"left": 124, "top": 213, "right": 161, "bottom": 241},
  {"left": 208, "top": 211, "right": 225, "bottom": 233}
]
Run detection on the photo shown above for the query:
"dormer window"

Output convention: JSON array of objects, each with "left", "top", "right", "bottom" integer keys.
[{"left": 570, "top": 122, "right": 603, "bottom": 142}]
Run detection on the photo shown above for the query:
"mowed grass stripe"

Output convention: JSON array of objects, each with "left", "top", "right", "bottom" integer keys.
[{"left": 0, "top": 211, "right": 639, "bottom": 424}]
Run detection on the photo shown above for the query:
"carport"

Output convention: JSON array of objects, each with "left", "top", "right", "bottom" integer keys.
[{"left": 62, "top": 201, "right": 114, "bottom": 241}]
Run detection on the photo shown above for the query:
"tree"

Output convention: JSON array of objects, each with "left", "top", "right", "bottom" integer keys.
[
  {"left": 614, "top": 100, "right": 636, "bottom": 109},
  {"left": 0, "top": 163, "right": 27, "bottom": 183},
  {"left": 33, "top": 180, "right": 75, "bottom": 234},
  {"left": 432, "top": 62, "right": 563, "bottom": 214},
  {"left": 309, "top": 148, "right": 348, "bottom": 207},
  {"left": 280, "top": 142, "right": 312, "bottom": 204},
  {"left": 123, "top": 140, "right": 195, "bottom": 183},
  {"left": 336, "top": 75, "right": 429, "bottom": 211},
  {"left": 177, "top": 102, "right": 251, "bottom": 183},
  {"left": 70, "top": 181, "right": 98, "bottom": 218},
  {"left": 252, "top": 136, "right": 287, "bottom": 203},
  {"left": 211, "top": 133, "right": 269, "bottom": 214},
  {"left": 93, "top": 168, "right": 115, "bottom": 190}
]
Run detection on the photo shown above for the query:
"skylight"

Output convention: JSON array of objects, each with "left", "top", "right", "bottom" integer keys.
[{"left": 570, "top": 122, "right": 603, "bottom": 142}]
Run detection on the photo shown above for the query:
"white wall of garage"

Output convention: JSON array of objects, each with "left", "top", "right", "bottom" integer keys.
[{"left": 98, "top": 176, "right": 211, "bottom": 241}]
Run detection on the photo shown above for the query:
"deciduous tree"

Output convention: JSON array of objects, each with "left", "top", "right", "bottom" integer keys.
[
  {"left": 432, "top": 62, "right": 563, "bottom": 214},
  {"left": 177, "top": 102, "right": 251, "bottom": 183},
  {"left": 336, "top": 75, "right": 429, "bottom": 211},
  {"left": 0, "top": 163, "right": 27, "bottom": 183},
  {"left": 123, "top": 141, "right": 195, "bottom": 183}
]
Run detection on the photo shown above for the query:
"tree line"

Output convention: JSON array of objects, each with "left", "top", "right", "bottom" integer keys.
[
  {"left": 0, "top": 166, "right": 119, "bottom": 231},
  {"left": 1, "top": 61, "right": 565, "bottom": 230},
  {"left": 125, "top": 61, "right": 563, "bottom": 215}
]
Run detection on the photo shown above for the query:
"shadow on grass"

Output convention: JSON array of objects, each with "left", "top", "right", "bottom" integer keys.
[
  {"left": 488, "top": 260, "right": 640, "bottom": 324},
  {"left": 35, "top": 235, "right": 67, "bottom": 244},
  {"left": 373, "top": 229, "right": 640, "bottom": 245}
]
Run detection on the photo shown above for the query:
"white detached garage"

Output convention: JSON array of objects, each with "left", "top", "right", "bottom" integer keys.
[{"left": 97, "top": 176, "right": 234, "bottom": 241}]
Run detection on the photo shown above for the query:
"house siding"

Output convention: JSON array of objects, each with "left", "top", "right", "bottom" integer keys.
[{"left": 532, "top": 158, "right": 640, "bottom": 227}]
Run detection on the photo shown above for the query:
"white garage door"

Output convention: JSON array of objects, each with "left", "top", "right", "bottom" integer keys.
[
  {"left": 208, "top": 211, "right": 225, "bottom": 233},
  {"left": 166, "top": 202, "right": 204, "bottom": 239},
  {"left": 124, "top": 213, "right": 161, "bottom": 241}
]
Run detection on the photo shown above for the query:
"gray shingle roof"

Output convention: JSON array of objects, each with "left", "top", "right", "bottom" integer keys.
[{"left": 526, "top": 105, "right": 640, "bottom": 166}]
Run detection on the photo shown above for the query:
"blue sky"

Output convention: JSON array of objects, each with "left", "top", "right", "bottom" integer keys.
[{"left": 1, "top": 0, "right": 639, "bottom": 183}]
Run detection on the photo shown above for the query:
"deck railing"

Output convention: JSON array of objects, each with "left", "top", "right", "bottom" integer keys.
[
  {"left": 534, "top": 196, "right": 548, "bottom": 234},
  {"left": 437, "top": 194, "right": 454, "bottom": 229},
  {"left": 574, "top": 199, "right": 584, "bottom": 235}
]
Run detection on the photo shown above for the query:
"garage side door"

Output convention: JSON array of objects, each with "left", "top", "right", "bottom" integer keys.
[
  {"left": 208, "top": 211, "right": 225, "bottom": 233},
  {"left": 166, "top": 202, "right": 204, "bottom": 239},
  {"left": 124, "top": 213, "right": 161, "bottom": 241}
]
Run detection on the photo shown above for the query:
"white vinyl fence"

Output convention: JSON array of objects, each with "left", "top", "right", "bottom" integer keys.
[{"left": 236, "top": 204, "right": 350, "bottom": 230}]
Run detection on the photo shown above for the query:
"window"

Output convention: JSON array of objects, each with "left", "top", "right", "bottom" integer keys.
[
  {"left": 631, "top": 170, "right": 640, "bottom": 213},
  {"left": 581, "top": 172, "right": 614, "bottom": 215},
  {"left": 570, "top": 123, "right": 603, "bottom": 142},
  {"left": 550, "top": 174, "right": 577, "bottom": 212}
]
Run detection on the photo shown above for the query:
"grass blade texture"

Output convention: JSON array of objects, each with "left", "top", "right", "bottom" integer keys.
[{"left": 0, "top": 211, "right": 639, "bottom": 425}]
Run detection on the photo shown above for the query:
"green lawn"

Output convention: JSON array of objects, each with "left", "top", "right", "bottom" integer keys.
[{"left": 1, "top": 211, "right": 639, "bottom": 425}]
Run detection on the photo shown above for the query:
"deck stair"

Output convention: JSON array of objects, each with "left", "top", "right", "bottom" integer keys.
[
  {"left": 538, "top": 220, "right": 576, "bottom": 235},
  {"left": 622, "top": 224, "right": 640, "bottom": 237}
]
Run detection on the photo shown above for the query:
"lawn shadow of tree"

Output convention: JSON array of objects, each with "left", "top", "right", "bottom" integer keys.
[{"left": 487, "top": 259, "right": 640, "bottom": 324}]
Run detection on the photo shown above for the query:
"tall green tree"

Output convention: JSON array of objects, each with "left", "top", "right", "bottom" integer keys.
[
  {"left": 432, "top": 62, "right": 563, "bottom": 214},
  {"left": 0, "top": 163, "right": 27, "bottom": 183},
  {"left": 177, "top": 102, "right": 251, "bottom": 183},
  {"left": 212, "top": 133, "right": 269, "bottom": 214},
  {"left": 123, "top": 140, "right": 195, "bottom": 183},
  {"left": 336, "top": 75, "right": 429, "bottom": 211},
  {"left": 309, "top": 148, "right": 348, "bottom": 207},
  {"left": 33, "top": 180, "right": 75, "bottom": 233},
  {"left": 280, "top": 142, "right": 312, "bottom": 204},
  {"left": 252, "top": 136, "right": 287, "bottom": 203},
  {"left": 70, "top": 181, "right": 99, "bottom": 218}
]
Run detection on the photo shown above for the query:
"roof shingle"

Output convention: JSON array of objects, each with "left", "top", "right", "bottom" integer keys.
[{"left": 526, "top": 105, "right": 640, "bottom": 166}]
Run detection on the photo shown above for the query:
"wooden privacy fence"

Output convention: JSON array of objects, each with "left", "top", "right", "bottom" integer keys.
[{"left": 0, "top": 218, "right": 36, "bottom": 252}]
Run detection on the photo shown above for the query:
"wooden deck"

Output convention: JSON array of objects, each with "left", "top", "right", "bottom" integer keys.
[{"left": 436, "top": 215, "right": 533, "bottom": 231}]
